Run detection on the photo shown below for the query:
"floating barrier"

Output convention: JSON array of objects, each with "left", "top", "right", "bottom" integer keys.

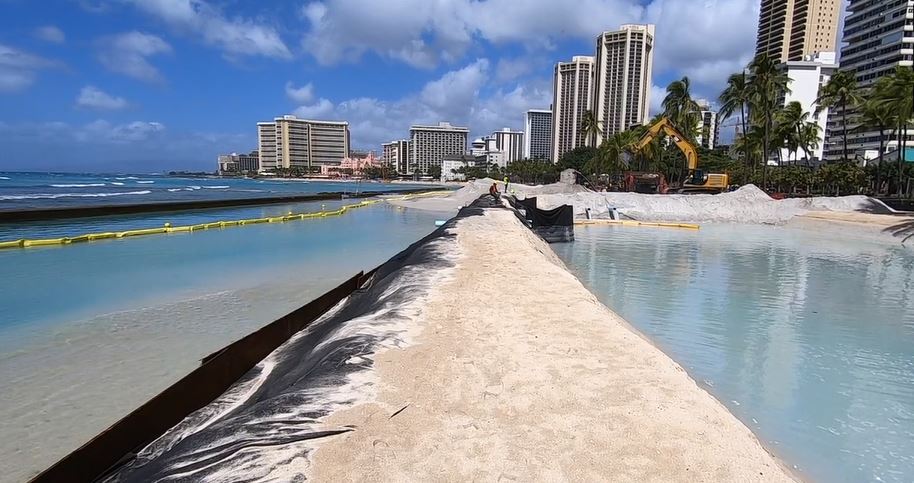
[
  {"left": 0, "top": 199, "right": 388, "bottom": 251},
  {"left": 0, "top": 191, "right": 457, "bottom": 251},
  {"left": 574, "top": 219, "right": 700, "bottom": 230}
]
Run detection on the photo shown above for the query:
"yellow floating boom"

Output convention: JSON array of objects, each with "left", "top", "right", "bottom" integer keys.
[
  {"left": 0, "top": 197, "right": 398, "bottom": 251},
  {"left": 574, "top": 219, "right": 700, "bottom": 230}
]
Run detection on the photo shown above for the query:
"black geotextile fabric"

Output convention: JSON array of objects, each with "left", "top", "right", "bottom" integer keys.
[
  {"left": 103, "top": 197, "right": 500, "bottom": 483},
  {"left": 527, "top": 204, "right": 573, "bottom": 228}
]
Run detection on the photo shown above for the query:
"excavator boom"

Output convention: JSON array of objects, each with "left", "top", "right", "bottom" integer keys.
[{"left": 632, "top": 117, "right": 728, "bottom": 193}]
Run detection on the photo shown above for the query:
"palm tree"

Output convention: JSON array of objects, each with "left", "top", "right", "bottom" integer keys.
[
  {"left": 874, "top": 67, "right": 914, "bottom": 194},
  {"left": 859, "top": 80, "right": 897, "bottom": 193},
  {"left": 586, "top": 130, "right": 640, "bottom": 175},
  {"left": 748, "top": 55, "right": 791, "bottom": 187},
  {"left": 815, "top": 70, "right": 863, "bottom": 162},
  {"left": 778, "top": 101, "right": 811, "bottom": 164},
  {"left": 581, "top": 110, "right": 602, "bottom": 147},
  {"left": 662, "top": 77, "right": 701, "bottom": 139},
  {"left": 799, "top": 121, "right": 822, "bottom": 166},
  {"left": 719, "top": 72, "right": 752, "bottom": 166}
]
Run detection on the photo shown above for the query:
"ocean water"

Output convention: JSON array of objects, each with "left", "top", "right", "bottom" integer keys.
[
  {"left": 552, "top": 224, "right": 914, "bottom": 483},
  {"left": 0, "top": 201, "right": 439, "bottom": 483},
  {"left": 0, "top": 172, "right": 438, "bottom": 210}
]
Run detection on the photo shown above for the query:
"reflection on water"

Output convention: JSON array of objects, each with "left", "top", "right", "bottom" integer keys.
[{"left": 552, "top": 224, "right": 914, "bottom": 483}]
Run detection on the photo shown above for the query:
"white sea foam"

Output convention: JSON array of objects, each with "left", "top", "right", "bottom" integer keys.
[
  {"left": 201, "top": 185, "right": 229, "bottom": 189},
  {"left": 187, "top": 186, "right": 202, "bottom": 190},
  {"left": 167, "top": 188, "right": 183, "bottom": 192},
  {"left": 136, "top": 181, "right": 155, "bottom": 184},
  {"left": 0, "top": 176, "right": 10, "bottom": 180},
  {"left": 115, "top": 176, "right": 139, "bottom": 180},
  {"left": 50, "top": 183, "right": 106, "bottom": 188},
  {"left": 110, "top": 182, "right": 125, "bottom": 186},
  {"left": 0, "top": 190, "right": 152, "bottom": 200}
]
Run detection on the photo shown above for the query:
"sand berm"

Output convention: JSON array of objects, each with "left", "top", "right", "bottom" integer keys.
[{"left": 309, "top": 204, "right": 796, "bottom": 481}]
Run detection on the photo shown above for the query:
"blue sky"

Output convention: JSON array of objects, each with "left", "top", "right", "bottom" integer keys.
[{"left": 0, "top": 0, "right": 766, "bottom": 172}]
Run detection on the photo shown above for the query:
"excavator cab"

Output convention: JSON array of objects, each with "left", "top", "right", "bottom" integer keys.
[{"left": 634, "top": 117, "right": 729, "bottom": 194}]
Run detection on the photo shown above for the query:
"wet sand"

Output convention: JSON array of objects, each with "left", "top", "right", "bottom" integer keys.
[{"left": 309, "top": 209, "right": 796, "bottom": 481}]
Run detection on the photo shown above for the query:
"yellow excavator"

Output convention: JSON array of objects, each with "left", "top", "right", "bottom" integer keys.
[{"left": 633, "top": 117, "right": 729, "bottom": 194}]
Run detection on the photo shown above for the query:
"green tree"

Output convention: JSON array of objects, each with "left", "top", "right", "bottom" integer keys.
[
  {"left": 428, "top": 165, "right": 442, "bottom": 179},
  {"left": 557, "top": 146, "right": 599, "bottom": 172},
  {"left": 815, "top": 70, "right": 863, "bottom": 162},
  {"left": 874, "top": 67, "right": 914, "bottom": 195},
  {"left": 777, "top": 101, "right": 818, "bottom": 165},
  {"left": 662, "top": 76, "right": 701, "bottom": 140},
  {"left": 748, "top": 55, "right": 791, "bottom": 186},
  {"left": 719, "top": 72, "right": 753, "bottom": 167},
  {"left": 581, "top": 110, "right": 602, "bottom": 147},
  {"left": 586, "top": 130, "right": 640, "bottom": 176},
  {"left": 860, "top": 78, "right": 897, "bottom": 193}
]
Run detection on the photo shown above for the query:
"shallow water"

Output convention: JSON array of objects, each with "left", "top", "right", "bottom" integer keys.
[
  {"left": 552, "top": 224, "right": 914, "bottom": 483},
  {"left": 0, "top": 202, "right": 438, "bottom": 482}
]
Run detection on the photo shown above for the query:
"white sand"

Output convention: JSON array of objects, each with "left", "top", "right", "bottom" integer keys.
[
  {"left": 308, "top": 209, "right": 796, "bottom": 481},
  {"left": 394, "top": 179, "right": 897, "bottom": 225}
]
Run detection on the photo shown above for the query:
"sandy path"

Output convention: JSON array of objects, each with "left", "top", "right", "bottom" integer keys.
[{"left": 310, "top": 208, "right": 795, "bottom": 482}]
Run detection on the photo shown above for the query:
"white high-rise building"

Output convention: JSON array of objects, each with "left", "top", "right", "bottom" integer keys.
[
  {"left": 695, "top": 99, "right": 718, "bottom": 150},
  {"left": 551, "top": 56, "right": 594, "bottom": 162},
  {"left": 382, "top": 139, "right": 410, "bottom": 174},
  {"left": 825, "top": 0, "right": 914, "bottom": 162},
  {"left": 593, "top": 24, "right": 655, "bottom": 143},
  {"left": 409, "top": 122, "right": 469, "bottom": 175},
  {"left": 780, "top": 52, "right": 838, "bottom": 164},
  {"left": 524, "top": 109, "right": 552, "bottom": 160},
  {"left": 492, "top": 128, "right": 524, "bottom": 164},
  {"left": 256, "top": 115, "right": 350, "bottom": 173}
]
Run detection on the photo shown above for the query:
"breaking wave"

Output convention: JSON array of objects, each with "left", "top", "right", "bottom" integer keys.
[
  {"left": 0, "top": 190, "right": 152, "bottom": 201},
  {"left": 50, "top": 183, "right": 106, "bottom": 188}
]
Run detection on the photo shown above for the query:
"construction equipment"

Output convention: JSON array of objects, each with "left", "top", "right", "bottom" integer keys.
[
  {"left": 633, "top": 117, "right": 729, "bottom": 194},
  {"left": 623, "top": 171, "right": 669, "bottom": 194}
]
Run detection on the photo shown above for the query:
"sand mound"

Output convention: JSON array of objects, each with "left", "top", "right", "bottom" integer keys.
[{"left": 396, "top": 180, "right": 893, "bottom": 225}]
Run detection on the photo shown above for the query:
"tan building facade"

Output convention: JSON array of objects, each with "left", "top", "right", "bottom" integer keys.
[
  {"left": 257, "top": 115, "right": 350, "bottom": 173},
  {"left": 551, "top": 55, "right": 594, "bottom": 162},
  {"left": 593, "top": 24, "right": 655, "bottom": 143},
  {"left": 755, "top": 0, "right": 841, "bottom": 62}
]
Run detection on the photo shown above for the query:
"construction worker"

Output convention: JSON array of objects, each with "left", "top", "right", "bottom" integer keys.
[
  {"left": 503, "top": 175, "right": 509, "bottom": 193},
  {"left": 489, "top": 182, "right": 500, "bottom": 200}
]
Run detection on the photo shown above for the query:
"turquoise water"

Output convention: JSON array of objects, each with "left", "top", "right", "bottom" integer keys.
[
  {"left": 0, "top": 200, "right": 435, "bottom": 334},
  {"left": 552, "top": 225, "right": 914, "bottom": 483},
  {"left": 0, "top": 201, "right": 439, "bottom": 482}
]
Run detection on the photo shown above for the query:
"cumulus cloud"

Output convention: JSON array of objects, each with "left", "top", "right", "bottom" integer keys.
[
  {"left": 285, "top": 81, "right": 314, "bottom": 103},
  {"left": 288, "top": 59, "right": 551, "bottom": 149},
  {"left": 649, "top": 84, "right": 666, "bottom": 116},
  {"left": 97, "top": 31, "right": 172, "bottom": 82},
  {"left": 75, "top": 120, "right": 166, "bottom": 143},
  {"left": 76, "top": 86, "right": 129, "bottom": 110},
  {"left": 34, "top": 26, "right": 66, "bottom": 44},
  {"left": 298, "top": 0, "right": 759, "bottom": 108},
  {"left": 0, "top": 44, "right": 56, "bottom": 92},
  {"left": 126, "top": 0, "right": 292, "bottom": 59}
]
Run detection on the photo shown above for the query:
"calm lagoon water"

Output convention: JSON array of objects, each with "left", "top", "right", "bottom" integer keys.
[
  {"left": 0, "top": 200, "right": 439, "bottom": 482},
  {"left": 552, "top": 224, "right": 914, "bottom": 483}
]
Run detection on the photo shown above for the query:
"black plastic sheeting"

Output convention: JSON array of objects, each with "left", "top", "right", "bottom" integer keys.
[
  {"left": 509, "top": 196, "right": 574, "bottom": 243},
  {"left": 98, "top": 199, "right": 503, "bottom": 482}
]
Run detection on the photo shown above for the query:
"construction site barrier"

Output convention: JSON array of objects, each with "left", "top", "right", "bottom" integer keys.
[
  {"left": 0, "top": 191, "right": 454, "bottom": 251},
  {"left": 574, "top": 219, "right": 700, "bottom": 230}
]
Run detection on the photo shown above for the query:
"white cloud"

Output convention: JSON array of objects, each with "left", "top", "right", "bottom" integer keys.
[
  {"left": 293, "top": 98, "right": 335, "bottom": 119},
  {"left": 75, "top": 120, "right": 166, "bottom": 143},
  {"left": 126, "top": 0, "right": 292, "bottom": 59},
  {"left": 649, "top": 84, "right": 666, "bottom": 116},
  {"left": 97, "top": 31, "right": 172, "bottom": 82},
  {"left": 76, "top": 86, "right": 129, "bottom": 110},
  {"left": 0, "top": 44, "right": 56, "bottom": 92},
  {"left": 288, "top": 59, "right": 551, "bottom": 150},
  {"left": 298, "top": 0, "right": 760, "bottom": 107},
  {"left": 34, "top": 26, "right": 66, "bottom": 44},
  {"left": 285, "top": 81, "right": 314, "bottom": 103}
]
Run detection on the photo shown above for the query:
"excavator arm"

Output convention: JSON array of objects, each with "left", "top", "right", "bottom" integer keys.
[{"left": 634, "top": 117, "right": 698, "bottom": 171}]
